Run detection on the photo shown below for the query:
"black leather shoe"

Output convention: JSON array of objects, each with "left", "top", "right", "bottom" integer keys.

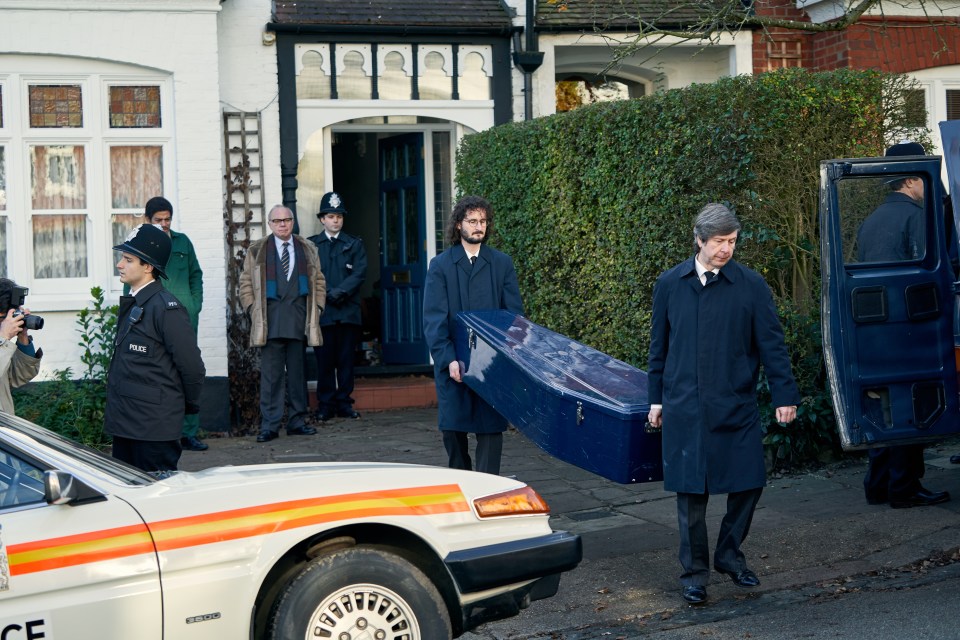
[
  {"left": 180, "top": 436, "right": 208, "bottom": 452},
  {"left": 337, "top": 409, "right": 361, "bottom": 419},
  {"left": 865, "top": 492, "right": 888, "bottom": 505},
  {"left": 682, "top": 586, "right": 707, "bottom": 604},
  {"left": 256, "top": 430, "right": 278, "bottom": 443},
  {"left": 287, "top": 425, "right": 318, "bottom": 436},
  {"left": 716, "top": 567, "right": 760, "bottom": 588},
  {"left": 315, "top": 410, "right": 333, "bottom": 422},
  {"left": 950, "top": 454, "right": 960, "bottom": 464},
  {"left": 890, "top": 488, "right": 950, "bottom": 509}
]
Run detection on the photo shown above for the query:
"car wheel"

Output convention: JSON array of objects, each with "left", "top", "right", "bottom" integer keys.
[{"left": 269, "top": 546, "right": 453, "bottom": 640}]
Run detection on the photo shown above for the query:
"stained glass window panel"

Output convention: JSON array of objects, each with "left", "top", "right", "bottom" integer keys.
[
  {"left": 30, "top": 145, "right": 86, "bottom": 210},
  {"left": 29, "top": 85, "right": 83, "bottom": 128},
  {"left": 110, "top": 146, "right": 163, "bottom": 208},
  {"left": 33, "top": 214, "right": 88, "bottom": 278},
  {"left": 109, "top": 86, "right": 161, "bottom": 128}
]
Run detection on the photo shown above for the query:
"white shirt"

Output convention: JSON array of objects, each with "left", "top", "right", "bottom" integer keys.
[{"left": 273, "top": 236, "right": 295, "bottom": 281}]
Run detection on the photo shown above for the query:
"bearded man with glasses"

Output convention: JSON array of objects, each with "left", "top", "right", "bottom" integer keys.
[{"left": 423, "top": 195, "right": 524, "bottom": 475}]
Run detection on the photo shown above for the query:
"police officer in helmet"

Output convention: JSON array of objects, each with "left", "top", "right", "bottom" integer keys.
[{"left": 105, "top": 223, "right": 206, "bottom": 473}]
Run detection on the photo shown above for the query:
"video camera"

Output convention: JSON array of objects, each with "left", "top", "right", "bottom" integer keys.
[{"left": 10, "top": 286, "right": 44, "bottom": 331}]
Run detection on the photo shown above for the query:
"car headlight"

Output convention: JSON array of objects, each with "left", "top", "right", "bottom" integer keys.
[{"left": 473, "top": 486, "right": 550, "bottom": 518}]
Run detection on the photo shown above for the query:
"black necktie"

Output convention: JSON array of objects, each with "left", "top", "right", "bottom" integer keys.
[
  {"left": 470, "top": 256, "right": 476, "bottom": 265},
  {"left": 329, "top": 235, "right": 337, "bottom": 245},
  {"left": 281, "top": 242, "right": 290, "bottom": 279},
  {"left": 704, "top": 271, "right": 717, "bottom": 286}
]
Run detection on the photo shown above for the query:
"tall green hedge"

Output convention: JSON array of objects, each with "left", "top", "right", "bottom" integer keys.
[{"left": 456, "top": 68, "right": 928, "bottom": 466}]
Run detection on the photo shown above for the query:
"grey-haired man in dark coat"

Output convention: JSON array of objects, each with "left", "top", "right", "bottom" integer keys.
[{"left": 648, "top": 203, "right": 799, "bottom": 605}]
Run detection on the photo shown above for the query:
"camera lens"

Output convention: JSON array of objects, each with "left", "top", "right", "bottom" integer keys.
[{"left": 24, "top": 315, "right": 43, "bottom": 330}]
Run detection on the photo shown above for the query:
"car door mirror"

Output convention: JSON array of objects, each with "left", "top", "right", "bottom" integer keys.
[{"left": 44, "top": 470, "right": 79, "bottom": 505}]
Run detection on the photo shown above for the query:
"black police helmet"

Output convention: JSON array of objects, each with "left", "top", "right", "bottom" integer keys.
[
  {"left": 113, "top": 223, "right": 171, "bottom": 279},
  {"left": 318, "top": 192, "right": 347, "bottom": 217}
]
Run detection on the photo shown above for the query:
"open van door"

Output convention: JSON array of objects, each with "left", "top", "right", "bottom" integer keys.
[{"left": 820, "top": 130, "right": 959, "bottom": 450}]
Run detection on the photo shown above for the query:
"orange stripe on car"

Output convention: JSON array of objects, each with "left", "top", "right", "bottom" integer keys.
[{"left": 8, "top": 484, "right": 469, "bottom": 576}]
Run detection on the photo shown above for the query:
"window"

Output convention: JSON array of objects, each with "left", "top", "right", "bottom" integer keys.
[
  {"left": 0, "top": 68, "right": 171, "bottom": 302},
  {"left": 839, "top": 175, "right": 927, "bottom": 265},
  {"left": 948, "top": 89, "right": 960, "bottom": 121}
]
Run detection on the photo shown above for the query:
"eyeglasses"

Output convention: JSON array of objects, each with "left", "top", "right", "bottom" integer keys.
[
  {"left": 463, "top": 218, "right": 488, "bottom": 227},
  {"left": 270, "top": 217, "right": 294, "bottom": 224}
]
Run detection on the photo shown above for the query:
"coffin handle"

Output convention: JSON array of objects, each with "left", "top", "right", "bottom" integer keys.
[
  {"left": 644, "top": 421, "right": 661, "bottom": 434},
  {"left": 576, "top": 401, "right": 584, "bottom": 426},
  {"left": 468, "top": 328, "right": 477, "bottom": 350}
]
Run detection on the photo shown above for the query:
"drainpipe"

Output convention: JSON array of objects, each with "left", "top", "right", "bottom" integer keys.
[{"left": 512, "top": 0, "right": 544, "bottom": 121}]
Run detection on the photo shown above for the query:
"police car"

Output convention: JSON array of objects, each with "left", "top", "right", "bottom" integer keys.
[{"left": 0, "top": 412, "right": 581, "bottom": 639}]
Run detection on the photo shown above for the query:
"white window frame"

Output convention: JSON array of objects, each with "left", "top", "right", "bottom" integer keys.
[{"left": 0, "top": 67, "right": 173, "bottom": 311}]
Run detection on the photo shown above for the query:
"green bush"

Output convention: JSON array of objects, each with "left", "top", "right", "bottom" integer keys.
[
  {"left": 13, "top": 287, "right": 117, "bottom": 448},
  {"left": 457, "top": 68, "right": 928, "bottom": 469}
]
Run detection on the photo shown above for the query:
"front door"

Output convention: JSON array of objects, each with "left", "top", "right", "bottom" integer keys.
[
  {"left": 379, "top": 133, "right": 428, "bottom": 364},
  {"left": 820, "top": 140, "right": 959, "bottom": 449}
]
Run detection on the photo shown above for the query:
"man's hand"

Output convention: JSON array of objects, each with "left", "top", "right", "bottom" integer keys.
[
  {"left": 448, "top": 360, "right": 462, "bottom": 383},
  {"left": 0, "top": 309, "right": 24, "bottom": 342},
  {"left": 648, "top": 406, "right": 662, "bottom": 428},
  {"left": 326, "top": 288, "right": 348, "bottom": 305},
  {"left": 776, "top": 406, "right": 797, "bottom": 424}
]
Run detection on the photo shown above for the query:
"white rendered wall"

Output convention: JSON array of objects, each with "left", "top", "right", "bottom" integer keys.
[{"left": 0, "top": 0, "right": 228, "bottom": 377}]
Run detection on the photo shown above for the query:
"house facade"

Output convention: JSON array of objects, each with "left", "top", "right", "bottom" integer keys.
[{"left": 0, "top": 0, "right": 956, "bottom": 425}]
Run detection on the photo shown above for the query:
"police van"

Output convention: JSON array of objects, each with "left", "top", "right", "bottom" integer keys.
[{"left": 820, "top": 120, "right": 960, "bottom": 449}]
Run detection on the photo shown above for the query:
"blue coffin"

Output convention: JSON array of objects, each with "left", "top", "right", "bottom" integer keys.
[{"left": 454, "top": 310, "right": 662, "bottom": 484}]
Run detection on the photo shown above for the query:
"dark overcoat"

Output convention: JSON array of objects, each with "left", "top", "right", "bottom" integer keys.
[
  {"left": 423, "top": 243, "right": 523, "bottom": 433},
  {"left": 308, "top": 231, "right": 368, "bottom": 326},
  {"left": 105, "top": 280, "right": 206, "bottom": 442},
  {"left": 648, "top": 257, "right": 800, "bottom": 494}
]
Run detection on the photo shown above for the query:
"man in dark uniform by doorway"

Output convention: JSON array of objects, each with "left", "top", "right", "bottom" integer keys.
[
  {"left": 106, "top": 223, "right": 206, "bottom": 473},
  {"left": 857, "top": 141, "right": 951, "bottom": 509},
  {"left": 308, "top": 192, "right": 368, "bottom": 421}
]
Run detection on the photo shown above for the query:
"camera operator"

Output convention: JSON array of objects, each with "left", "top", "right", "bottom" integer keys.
[{"left": 0, "top": 279, "right": 42, "bottom": 414}]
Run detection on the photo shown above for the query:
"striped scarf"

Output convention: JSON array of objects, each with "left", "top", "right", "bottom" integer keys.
[{"left": 265, "top": 237, "right": 310, "bottom": 300}]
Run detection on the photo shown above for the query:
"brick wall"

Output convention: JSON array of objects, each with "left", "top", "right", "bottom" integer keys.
[{"left": 751, "top": 1, "right": 960, "bottom": 74}]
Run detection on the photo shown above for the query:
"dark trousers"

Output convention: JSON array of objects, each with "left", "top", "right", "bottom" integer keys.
[
  {"left": 442, "top": 431, "right": 503, "bottom": 475},
  {"left": 111, "top": 436, "right": 181, "bottom": 473},
  {"left": 260, "top": 337, "right": 309, "bottom": 433},
  {"left": 676, "top": 487, "right": 763, "bottom": 587},
  {"left": 864, "top": 444, "right": 925, "bottom": 501},
  {"left": 314, "top": 323, "right": 361, "bottom": 412}
]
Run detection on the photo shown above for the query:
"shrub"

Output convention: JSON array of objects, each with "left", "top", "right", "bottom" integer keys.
[
  {"left": 13, "top": 287, "right": 117, "bottom": 448},
  {"left": 456, "top": 68, "right": 928, "bottom": 469}
]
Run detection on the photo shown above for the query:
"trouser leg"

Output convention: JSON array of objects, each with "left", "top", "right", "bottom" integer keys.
[
  {"left": 676, "top": 492, "right": 710, "bottom": 587},
  {"left": 259, "top": 340, "right": 286, "bottom": 433},
  {"left": 181, "top": 412, "right": 200, "bottom": 438},
  {"left": 474, "top": 433, "right": 503, "bottom": 475},
  {"left": 714, "top": 487, "right": 763, "bottom": 573},
  {"left": 314, "top": 326, "right": 338, "bottom": 413},
  {"left": 887, "top": 444, "right": 925, "bottom": 499},
  {"left": 443, "top": 431, "right": 472, "bottom": 471},
  {"left": 284, "top": 338, "right": 309, "bottom": 430},
  {"left": 334, "top": 323, "right": 360, "bottom": 410}
]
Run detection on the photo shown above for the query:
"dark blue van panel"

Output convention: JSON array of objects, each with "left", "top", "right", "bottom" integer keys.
[{"left": 454, "top": 310, "right": 662, "bottom": 483}]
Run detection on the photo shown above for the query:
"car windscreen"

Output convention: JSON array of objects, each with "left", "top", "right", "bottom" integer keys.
[{"left": 0, "top": 412, "right": 156, "bottom": 486}]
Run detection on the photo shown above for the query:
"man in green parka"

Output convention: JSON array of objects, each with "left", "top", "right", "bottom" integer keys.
[{"left": 125, "top": 196, "right": 206, "bottom": 451}]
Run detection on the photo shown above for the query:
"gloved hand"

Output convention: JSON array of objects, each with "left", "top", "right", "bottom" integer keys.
[
  {"left": 327, "top": 288, "right": 348, "bottom": 305},
  {"left": 185, "top": 402, "right": 201, "bottom": 415}
]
